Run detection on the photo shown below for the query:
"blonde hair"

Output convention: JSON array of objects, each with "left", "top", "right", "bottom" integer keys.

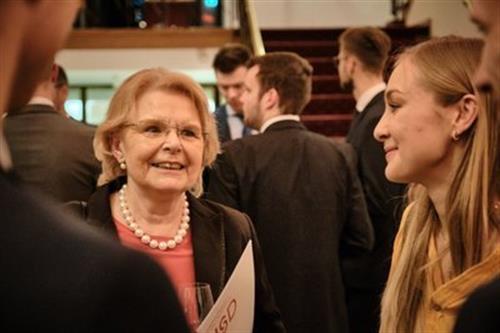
[
  {"left": 94, "top": 68, "right": 220, "bottom": 197},
  {"left": 380, "top": 36, "right": 499, "bottom": 333}
]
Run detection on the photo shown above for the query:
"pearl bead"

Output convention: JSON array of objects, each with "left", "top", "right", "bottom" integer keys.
[
  {"left": 141, "top": 235, "right": 151, "bottom": 244},
  {"left": 119, "top": 184, "right": 189, "bottom": 251}
]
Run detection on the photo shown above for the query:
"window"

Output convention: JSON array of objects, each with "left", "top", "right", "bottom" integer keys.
[{"left": 65, "top": 84, "right": 218, "bottom": 125}]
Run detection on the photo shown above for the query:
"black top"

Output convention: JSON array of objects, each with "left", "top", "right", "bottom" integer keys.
[
  {"left": 453, "top": 276, "right": 500, "bottom": 333},
  {"left": 0, "top": 170, "right": 190, "bottom": 332}
]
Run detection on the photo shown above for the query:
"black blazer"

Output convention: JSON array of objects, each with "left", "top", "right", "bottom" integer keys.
[
  {"left": 0, "top": 170, "right": 190, "bottom": 332},
  {"left": 344, "top": 92, "right": 406, "bottom": 289},
  {"left": 206, "top": 120, "right": 374, "bottom": 333},
  {"left": 84, "top": 178, "right": 286, "bottom": 333},
  {"left": 453, "top": 276, "right": 500, "bottom": 333},
  {"left": 4, "top": 104, "right": 101, "bottom": 203}
]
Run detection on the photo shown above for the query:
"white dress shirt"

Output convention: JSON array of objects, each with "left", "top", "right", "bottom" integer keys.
[
  {"left": 260, "top": 114, "right": 301, "bottom": 133},
  {"left": 355, "top": 82, "right": 386, "bottom": 112}
]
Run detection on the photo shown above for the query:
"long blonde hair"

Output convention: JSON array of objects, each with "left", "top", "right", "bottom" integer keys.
[
  {"left": 380, "top": 36, "right": 499, "bottom": 333},
  {"left": 94, "top": 68, "right": 220, "bottom": 197}
]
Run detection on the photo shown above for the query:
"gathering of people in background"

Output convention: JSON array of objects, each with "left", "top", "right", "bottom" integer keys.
[{"left": 0, "top": 0, "right": 498, "bottom": 332}]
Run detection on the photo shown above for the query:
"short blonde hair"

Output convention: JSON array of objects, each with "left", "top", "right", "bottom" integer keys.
[{"left": 94, "top": 68, "right": 220, "bottom": 197}]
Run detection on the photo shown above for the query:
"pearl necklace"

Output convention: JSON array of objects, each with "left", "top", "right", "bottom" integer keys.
[{"left": 118, "top": 184, "right": 190, "bottom": 251}]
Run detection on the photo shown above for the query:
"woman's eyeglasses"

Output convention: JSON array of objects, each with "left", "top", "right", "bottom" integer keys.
[{"left": 123, "top": 120, "right": 207, "bottom": 142}]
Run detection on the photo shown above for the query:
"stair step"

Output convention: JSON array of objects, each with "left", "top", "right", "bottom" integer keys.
[
  {"left": 312, "top": 75, "right": 341, "bottom": 94},
  {"left": 265, "top": 40, "right": 338, "bottom": 47},
  {"left": 308, "top": 57, "right": 338, "bottom": 75},
  {"left": 265, "top": 42, "right": 337, "bottom": 57},
  {"left": 262, "top": 25, "right": 430, "bottom": 42},
  {"left": 262, "top": 29, "right": 343, "bottom": 41},
  {"left": 261, "top": 25, "right": 431, "bottom": 138},
  {"left": 304, "top": 94, "right": 354, "bottom": 115},
  {"left": 301, "top": 114, "right": 352, "bottom": 137}
]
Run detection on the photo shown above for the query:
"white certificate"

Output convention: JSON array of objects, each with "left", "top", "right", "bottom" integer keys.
[{"left": 197, "top": 241, "right": 255, "bottom": 333}]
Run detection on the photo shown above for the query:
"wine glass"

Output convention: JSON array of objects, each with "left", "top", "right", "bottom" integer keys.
[{"left": 182, "top": 282, "right": 214, "bottom": 331}]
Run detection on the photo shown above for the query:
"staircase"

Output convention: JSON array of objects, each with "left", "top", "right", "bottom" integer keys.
[{"left": 261, "top": 25, "right": 430, "bottom": 138}]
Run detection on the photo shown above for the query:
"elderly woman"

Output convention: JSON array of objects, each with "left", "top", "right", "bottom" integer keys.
[
  {"left": 375, "top": 36, "right": 500, "bottom": 333},
  {"left": 86, "top": 68, "right": 285, "bottom": 332}
]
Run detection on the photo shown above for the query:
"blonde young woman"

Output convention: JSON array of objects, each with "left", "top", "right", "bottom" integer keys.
[
  {"left": 85, "top": 68, "right": 285, "bottom": 332},
  {"left": 374, "top": 36, "right": 500, "bottom": 333}
]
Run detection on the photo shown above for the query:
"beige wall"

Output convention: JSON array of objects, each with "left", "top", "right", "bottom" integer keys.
[{"left": 253, "top": 0, "right": 479, "bottom": 37}]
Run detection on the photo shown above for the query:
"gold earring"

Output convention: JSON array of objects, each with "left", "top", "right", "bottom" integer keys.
[{"left": 452, "top": 130, "right": 460, "bottom": 141}]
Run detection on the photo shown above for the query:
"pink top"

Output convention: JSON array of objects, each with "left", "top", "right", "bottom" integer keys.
[{"left": 113, "top": 218, "right": 198, "bottom": 326}]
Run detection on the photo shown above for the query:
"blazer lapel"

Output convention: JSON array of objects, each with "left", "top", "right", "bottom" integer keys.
[
  {"left": 86, "top": 178, "right": 125, "bottom": 240},
  {"left": 189, "top": 194, "right": 226, "bottom": 299}
]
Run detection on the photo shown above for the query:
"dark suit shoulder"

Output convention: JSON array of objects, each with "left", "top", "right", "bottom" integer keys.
[
  {"left": 453, "top": 277, "right": 500, "bottom": 333},
  {"left": 0, "top": 174, "right": 189, "bottom": 332}
]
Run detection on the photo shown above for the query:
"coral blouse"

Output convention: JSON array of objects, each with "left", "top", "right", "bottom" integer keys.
[{"left": 113, "top": 218, "right": 197, "bottom": 324}]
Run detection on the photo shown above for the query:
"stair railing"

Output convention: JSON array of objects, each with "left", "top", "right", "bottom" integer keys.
[{"left": 238, "top": 0, "right": 265, "bottom": 55}]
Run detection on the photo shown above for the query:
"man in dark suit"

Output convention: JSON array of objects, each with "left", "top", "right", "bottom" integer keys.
[
  {"left": 0, "top": 1, "right": 189, "bottom": 331},
  {"left": 5, "top": 64, "right": 101, "bottom": 203},
  {"left": 207, "top": 52, "right": 374, "bottom": 333},
  {"left": 212, "top": 43, "right": 254, "bottom": 143},
  {"left": 336, "top": 27, "right": 406, "bottom": 333}
]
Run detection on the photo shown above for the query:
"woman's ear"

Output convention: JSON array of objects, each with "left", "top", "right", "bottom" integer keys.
[
  {"left": 110, "top": 135, "right": 124, "bottom": 162},
  {"left": 452, "top": 93, "right": 478, "bottom": 138}
]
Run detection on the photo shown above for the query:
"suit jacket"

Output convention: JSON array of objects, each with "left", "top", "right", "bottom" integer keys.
[
  {"left": 214, "top": 104, "right": 232, "bottom": 143},
  {"left": 4, "top": 104, "right": 101, "bottom": 203},
  {"left": 214, "top": 104, "right": 251, "bottom": 143},
  {"left": 206, "top": 120, "right": 374, "bottom": 333},
  {"left": 453, "top": 276, "right": 500, "bottom": 333},
  {"left": 0, "top": 170, "right": 190, "bottom": 332},
  {"left": 83, "top": 178, "right": 286, "bottom": 333},
  {"left": 344, "top": 91, "right": 406, "bottom": 289}
]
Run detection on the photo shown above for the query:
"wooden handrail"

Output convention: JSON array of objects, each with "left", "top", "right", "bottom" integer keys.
[
  {"left": 64, "top": 28, "right": 238, "bottom": 49},
  {"left": 239, "top": 0, "right": 265, "bottom": 55}
]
